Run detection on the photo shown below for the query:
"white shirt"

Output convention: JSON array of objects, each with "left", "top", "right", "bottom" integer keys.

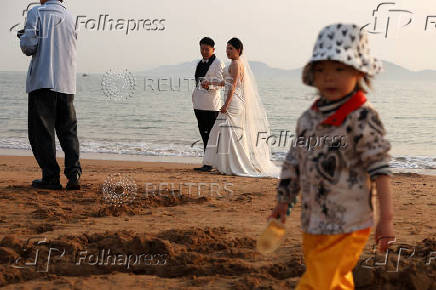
[
  {"left": 192, "top": 58, "right": 224, "bottom": 111},
  {"left": 20, "top": 0, "right": 77, "bottom": 94}
]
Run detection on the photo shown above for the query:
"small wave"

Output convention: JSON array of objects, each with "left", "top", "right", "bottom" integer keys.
[
  {"left": 390, "top": 156, "right": 436, "bottom": 170},
  {"left": 0, "top": 138, "right": 435, "bottom": 170}
]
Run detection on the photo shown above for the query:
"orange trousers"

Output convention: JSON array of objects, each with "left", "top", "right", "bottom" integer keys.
[{"left": 296, "top": 227, "right": 371, "bottom": 290}]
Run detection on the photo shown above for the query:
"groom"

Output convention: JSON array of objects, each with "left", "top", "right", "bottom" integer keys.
[{"left": 192, "top": 37, "right": 224, "bottom": 171}]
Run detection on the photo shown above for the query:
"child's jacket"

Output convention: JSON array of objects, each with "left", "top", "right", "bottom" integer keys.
[{"left": 278, "top": 91, "right": 391, "bottom": 234}]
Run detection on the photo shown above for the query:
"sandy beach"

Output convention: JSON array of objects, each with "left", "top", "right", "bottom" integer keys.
[{"left": 0, "top": 155, "right": 435, "bottom": 289}]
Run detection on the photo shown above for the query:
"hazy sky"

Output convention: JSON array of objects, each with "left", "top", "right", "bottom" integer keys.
[{"left": 1, "top": 0, "right": 436, "bottom": 73}]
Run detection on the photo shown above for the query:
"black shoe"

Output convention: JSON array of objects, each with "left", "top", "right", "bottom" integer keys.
[
  {"left": 32, "top": 178, "right": 62, "bottom": 190},
  {"left": 66, "top": 173, "right": 81, "bottom": 190},
  {"left": 194, "top": 165, "right": 212, "bottom": 172}
]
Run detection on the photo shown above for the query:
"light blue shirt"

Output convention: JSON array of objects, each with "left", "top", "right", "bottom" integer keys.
[{"left": 20, "top": 0, "right": 77, "bottom": 94}]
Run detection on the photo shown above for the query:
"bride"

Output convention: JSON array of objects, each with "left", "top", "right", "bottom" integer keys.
[{"left": 198, "top": 37, "right": 279, "bottom": 178}]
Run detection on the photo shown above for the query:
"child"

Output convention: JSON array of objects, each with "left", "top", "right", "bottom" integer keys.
[{"left": 269, "top": 23, "right": 395, "bottom": 289}]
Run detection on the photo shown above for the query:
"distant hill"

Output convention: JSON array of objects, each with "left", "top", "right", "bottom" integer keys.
[
  {"left": 378, "top": 61, "right": 436, "bottom": 81},
  {"left": 140, "top": 60, "right": 436, "bottom": 81},
  {"left": 2, "top": 60, "right": 435, "bottom": 81},
  {"left": 138, "top": 60, "right": 298, "bottom": 79}
]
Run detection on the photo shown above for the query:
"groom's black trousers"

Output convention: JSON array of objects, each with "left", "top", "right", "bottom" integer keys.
[
  {"left": 28, "top": 89, "right": 82, "bottom": 180},
  {"left": 194, "top": 109, "right": 219, "bottom": 151}
]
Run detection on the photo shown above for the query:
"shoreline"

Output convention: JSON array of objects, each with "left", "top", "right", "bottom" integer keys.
[
  {"left": 0, "top": 148, "right": 203, "bottom": 165},
  {"left": 1, "top": 148, "right": 435, "bottom": 176}
]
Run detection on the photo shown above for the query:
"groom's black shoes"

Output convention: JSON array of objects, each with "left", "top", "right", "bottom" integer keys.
[
  {"left": 194, "top": 165, "right": 212, "bottom": 172},
  {"left": 32, "top": 178, "right": 62, "bottom": 190}
]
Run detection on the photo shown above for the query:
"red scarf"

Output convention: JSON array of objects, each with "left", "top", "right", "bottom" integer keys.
[{"left": 311, "top": 90, "right": 367, "bottom": 126}]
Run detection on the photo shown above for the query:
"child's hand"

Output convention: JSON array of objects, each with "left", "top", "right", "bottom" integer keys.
[
  {"left": 375, "top": 218, "right": 395, "bottom": 253},
  {"left": 268, "top": 202, "right": 288, "bottom": 224}
]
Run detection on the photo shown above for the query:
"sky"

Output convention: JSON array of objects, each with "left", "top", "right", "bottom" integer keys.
[{"left": 1, "top": 0, "right": 436, "bottom": 73}]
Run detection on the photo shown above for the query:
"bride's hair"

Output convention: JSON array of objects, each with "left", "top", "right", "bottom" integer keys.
[{"left": 227, "top": 37, "right": 243, "bottom": 55}]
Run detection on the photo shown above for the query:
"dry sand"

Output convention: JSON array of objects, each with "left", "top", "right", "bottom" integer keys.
[{"left": 0, "top": 156, "right": 435, "bottom": 289}]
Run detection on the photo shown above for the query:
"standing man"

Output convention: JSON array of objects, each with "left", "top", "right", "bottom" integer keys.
[
  {"left": 192, "top": 37, "right": 224, "bottom": 171},
  {"left": 20, "top": 0, "right": 82, "bottom": 190}
]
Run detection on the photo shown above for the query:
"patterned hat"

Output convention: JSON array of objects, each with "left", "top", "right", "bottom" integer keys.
[{"left": 302, "top": 23, "right": 383, "bottom": 86}]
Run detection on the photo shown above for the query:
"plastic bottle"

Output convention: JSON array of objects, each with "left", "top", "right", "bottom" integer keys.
[
  {"left": 256, "top": 218, "right": 286, "bottom": 255},
  {"left": 256, "top": 207, "right": 292, "bottom": 255}
]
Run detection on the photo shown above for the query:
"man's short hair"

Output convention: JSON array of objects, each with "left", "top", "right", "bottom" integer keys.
[{"left": 199, "top": 37, "right": 215, "bottom": 48}]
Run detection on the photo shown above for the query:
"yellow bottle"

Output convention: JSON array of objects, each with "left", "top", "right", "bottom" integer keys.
[{"left": 256, "top": 218, "right": 286, "bottom": 255}]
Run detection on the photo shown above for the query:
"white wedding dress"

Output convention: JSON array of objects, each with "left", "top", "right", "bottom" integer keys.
[{"left": 203, "top": 56, "right": 280, "bottom": 178}]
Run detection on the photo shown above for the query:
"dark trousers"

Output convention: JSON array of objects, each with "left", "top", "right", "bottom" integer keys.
[
  {"left": 28, "top": 89, "right": 82, "bottom": 180},
  {"left": 194, "top": 109, "right": 219, "bottom": 151}
]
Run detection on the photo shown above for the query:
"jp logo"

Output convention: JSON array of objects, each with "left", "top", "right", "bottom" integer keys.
[
  {"left": 11, "top": 237, "right": 66, "bottom": 273},
  {"left": 9, "top": 2, "right": 40, "bottom": 33},
  {"left": 361, "top": 2, "right": 413, "bottom": 38},
  {"left": 11, "top": 2, "right": 66, "bottom": 39},
  {"left": 101, "top": 69, "right": 136, "bottom": 102},
  {"left": 360, "top": 240, "right": 436, "bottom": 272}
]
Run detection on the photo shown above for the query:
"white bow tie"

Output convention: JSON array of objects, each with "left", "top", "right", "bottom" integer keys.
[{"left": 202, "top": 59, "right": 209, "bottom": 63}]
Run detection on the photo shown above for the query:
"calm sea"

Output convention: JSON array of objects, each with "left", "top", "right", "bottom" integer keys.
[{"left": 0, "top": 71, "right": 435, "bottom": 171}]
